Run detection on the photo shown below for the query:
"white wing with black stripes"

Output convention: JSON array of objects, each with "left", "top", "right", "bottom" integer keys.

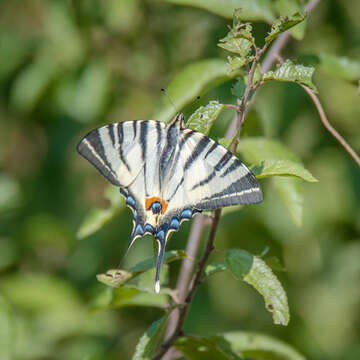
[{"left": 77, "top": 113, "right": 262, "bottom": 293}]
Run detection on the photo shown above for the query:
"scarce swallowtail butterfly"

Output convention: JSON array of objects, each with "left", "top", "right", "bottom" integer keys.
[{"left": 77, "top": 113, "right": 262, "bottom": 293}]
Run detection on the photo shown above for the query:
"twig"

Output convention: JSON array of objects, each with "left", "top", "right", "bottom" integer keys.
[
  {"left": 301, "top": 85, "right": 360, "bottom": 166},
  {"left": 154, "top": 210, "right": 222, "bottom": 360},
  {"left": 159, "top": 1, "right": 323, "bottom": 358}
]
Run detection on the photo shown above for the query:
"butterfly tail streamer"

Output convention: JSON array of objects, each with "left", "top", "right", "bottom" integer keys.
[{"left": 155, "top": 234, "right": 166, "bottom": 293}]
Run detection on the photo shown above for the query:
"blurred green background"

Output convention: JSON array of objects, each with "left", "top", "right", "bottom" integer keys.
[{"left": 0, "top": 0, "right": 359, "bottom": 359}]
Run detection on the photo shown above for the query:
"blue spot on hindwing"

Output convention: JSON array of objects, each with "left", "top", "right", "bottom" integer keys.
[
  {"left": 170, "top": 217, "right": 179, "bottom": 230},
  {"left": 180, "top": 209, "right": 192, "bottom": 219},
  {"left": 133, "top": 209, "right": 137, "bottom": 219},
  {"left": 126, "top": 196, "right": 135, "bottom": 208},
  {"left": 134, "top": 224, "right": 144, "bottom": 236},
  {"left": 145, "top": 224, "right": 155, "bottom": 234}
]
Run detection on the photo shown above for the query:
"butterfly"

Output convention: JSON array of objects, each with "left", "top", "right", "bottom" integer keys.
[{"left": 77, "top": 113, "right": 262, "bottom": 292}]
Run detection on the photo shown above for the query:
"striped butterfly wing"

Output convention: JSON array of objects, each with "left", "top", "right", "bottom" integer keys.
[
  {"left": 77, "top": 120, "right": 166, "bottom": 188},
  {"left": 158, "top": 128, "right": 262, "bottom": 232}
]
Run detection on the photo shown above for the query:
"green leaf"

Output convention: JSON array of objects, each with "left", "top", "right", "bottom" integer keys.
[
  {"left": 221, "top": 331, "right": 306, "bottom": 359},
  {"left": 273, "top": 177, "right": 303, "bottom": 227},
  {"left": 246, "top": 255, "right": 289, "bottom": 325},
  {"left": 218, "top": 27, "right": 253, "bottom": 57},
  {"left": 263, "top": 60, "right": 318, "bottom": 92},
  {"left": 176, "top": 332, "right": 305, "bottom": 360},
  {"left": 76, "top": 186, "right": 125, "bottom": 239},
  {"left": 175, "top": 336, "right": 243, "bottom": 360},
  {"left": 129, "top": 250, "right": 187, "bottom": 273},
  {"left": 218, "top": 138, "right": 233, "bottom": 149},
  {"left": 186, "top": 101, "right": 225, "bottom": 135},
  {"left": 225, "top": 249, "right": 254, "bottom": 280},
  {"left": 164, "top": 0, "right": 274, "bottom": 22},
  {"left": 107, "top": 288, "right": 168, "bottom": 308},
  {"left": 251, "top": 159, "right": 318, "bottom": 182},
  {"left": 204, "top": 263, "right": 227, "bottom": 277},
  {"left": 96, "top": 269, "right": 133, "bottom": 288},
  {"left": 318, "top": 53, "right": 360, "bottom": 82},
  {"left": 132, "top": 316, "right": 169, "bottom": 360},
  {"left": 275, "top": 0, "right": 307, "bottom": 40},
  {"left": 226, "top": 249, "right": 289, "bottom": 325},
  {"left": 227, "top": 56, "right": 247, "bottom": 76},
  {"left": 237, "top": 137, "right": 313, "bottom": 226},
  {"left": 155, "top": 59, "right": 231, "bottom": 123},
  {"left": 231, "top": 78, "right": 246, "bottom": 99},
  {"left": 237, "top": 137, "right": 300, "bottom": 163},
  {"left": 265, "top": 12, "right": 306, "bottom": 43}
]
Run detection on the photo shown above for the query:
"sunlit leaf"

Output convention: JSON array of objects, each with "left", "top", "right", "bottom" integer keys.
[
  {"left": 263, "top": 60, "right": 318, "bottom": 92},
  {"left": 204, "top": 263, "right": 227, "bottom": 277},
  {"left": 238, "top": 137, "right": 315, "bottom": 226},
  {"left": 155, "top": 59, "right": 231, "bottom": 123},
  {"left": 187, "top": 101, "right": 225, "bottom": 135},
  {"left": 165, "top": 0, "right": 274, "bottom": 22},
  {"left": 275, "top": 0, "right": 307, "bottom": 40},
  {"left": 227, "top": 56, "right": 247, "bottom": 76},
  {"left": 218, "top": 30, "right": 253, "bottom": 57},
  {"left": 133, "top": 315, "right": 169, "bottom": 360},
  {"left": 265, "top": 12, "right": 306, "bottom": 43},
  {"left": 318, "top": 53, "right": 360, "bottom": 82},
  {"left": 76, "top": 187, "right": 125, "bottom": 239},
  {"left": 97, "top": 269, "right": 133, "bottom": 287},
  {"left": 251, "top": 159, "right": 318, "bottom": 182},
  {"left": 226, "top": 249, "right": 289, "bottom": 325}
]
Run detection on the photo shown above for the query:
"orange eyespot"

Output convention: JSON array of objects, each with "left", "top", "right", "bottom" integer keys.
[{"left": 145, "top": 197, "right": 168, "bottom": 214}]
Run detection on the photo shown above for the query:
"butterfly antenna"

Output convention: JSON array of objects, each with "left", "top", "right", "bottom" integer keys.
[{"left": 161, "top": 88, "right": 177, "bottom": 113}]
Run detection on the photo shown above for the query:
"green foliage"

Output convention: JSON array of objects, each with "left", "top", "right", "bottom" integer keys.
[
  {"left": 1, "top": 1, "right": 359, "bottom": 359},
  {"left": 77, "top": 186, "right": 125, "bottom": 239},
  {"left": 164, "top": 0, "right": 275, "bottom": 22},
  {"left": 318, "top": 54, "right": 360, "bottom": 82},
  {"left": 187, "top": 101, "right": 225, "bottom": 134},
  {"left": 265, "top": 12, "right": 306, "bottom": 43},
  {"left": 133, "top": 316, "right": 169, "bottom": 360},
  {"left": 238, "top": 137, "right": 316, "bottom": 226},
  {"left": 226, "top": 249, "right": 289, "bottom": 325},
  {"left": 263, "top": 60, "right": 318, "bottom": 92},
  {"left": 275, "top": 0, "right": 307, "bottom": 40},
  {"left": 155, "top": 59, "right": 231, "bottom": 123},
  {"left": 176, "top": 332, "right": 306, "bottom": 360}
]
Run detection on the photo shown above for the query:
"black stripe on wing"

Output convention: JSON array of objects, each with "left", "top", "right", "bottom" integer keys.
[
  {"left": 77, "top": 128, "right": 120, "bottom": 186},
  {"left": 195, "top": 172, "right": 262, "bottom": 209}
]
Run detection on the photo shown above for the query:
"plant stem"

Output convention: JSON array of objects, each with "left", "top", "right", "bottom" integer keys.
[
  {"left": 301, "top": 85, "right": 360, "bottom": 166},
  {"left": 159, "top": 1, "right": 323, "bottom": 358},
  {"left": 154, "top": 210, "right": 221, "bottom": 360}
]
